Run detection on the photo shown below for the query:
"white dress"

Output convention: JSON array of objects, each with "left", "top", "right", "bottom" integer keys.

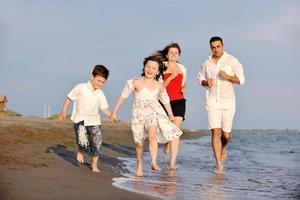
[{"left": 121, "top": 79, "right": 183, "bottom": 144}]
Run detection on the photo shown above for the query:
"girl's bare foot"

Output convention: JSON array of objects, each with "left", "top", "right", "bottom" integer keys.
[
  {"left": 136, "top": 167, "right": 143, "bottom": 177},
  {"left": 163, "top": 143, "right": 170, "bottom": 155},
  {"left": 77, "top": 152, "right": 84, "bottom": 163},
  {"left": 151, "top": 163, "right": 161, "bottom": 171}
]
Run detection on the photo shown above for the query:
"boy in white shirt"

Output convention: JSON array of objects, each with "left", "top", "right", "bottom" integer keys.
[{"left": 59, "top": 65, "right": 111, "bottom": 172}]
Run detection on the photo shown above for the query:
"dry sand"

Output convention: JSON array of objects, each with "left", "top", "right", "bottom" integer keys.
[{"left": 0, "top": 115, "right": 208, "bottom": 200}]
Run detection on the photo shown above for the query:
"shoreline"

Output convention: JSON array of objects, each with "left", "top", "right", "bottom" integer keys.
[{"left": 0, "top": 115, "right": 208, "bottom": 199}]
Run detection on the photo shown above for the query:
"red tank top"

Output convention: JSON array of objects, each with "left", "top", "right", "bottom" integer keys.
[{"left": 163, "top": 73, "right": 184, "bottom": 100}]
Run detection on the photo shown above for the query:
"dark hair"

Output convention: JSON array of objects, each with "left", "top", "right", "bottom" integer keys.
[
  {"left": 153, "top": 42, "right": 181, "bottom": 63},
  {"left": 209, "top": 36, "right": 223, "bottom": 45},
  {"left": 141, "top": 55, "right": 164, "bottom": 80},
  {"left": 92, "top": 65, "right": 109, "bottom": 79}
]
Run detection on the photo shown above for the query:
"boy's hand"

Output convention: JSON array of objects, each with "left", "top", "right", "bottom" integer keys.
[{"left": 58, "top": 113, "right": 66, "bottom": 121}]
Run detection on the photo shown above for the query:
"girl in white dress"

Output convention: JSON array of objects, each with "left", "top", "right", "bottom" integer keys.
[{"left": 111, "top": 55, "right": 183, "bottom": 177}]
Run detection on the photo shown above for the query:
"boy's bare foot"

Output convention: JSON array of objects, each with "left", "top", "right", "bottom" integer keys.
[
  {"left": 151, "top": 163, "right": 161, "bottom": 171},
  {"left": 77, "top": 152, "right": 84, "bottom": 163},
  {"left": 221, "top": 148, "right": 227, "bottom": 161},
  {"left": 163, "top": 143, "right": 170, "bottom": 155},
  {"left": 136, "top": 167, "right": 143, "bottom": 177},
  {"left": 92, "top": 165, "right": 100, "bottom": 173}
]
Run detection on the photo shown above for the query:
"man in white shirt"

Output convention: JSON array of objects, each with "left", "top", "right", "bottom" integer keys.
[{"left": 198, "top": 36, "right": 245, "bottom": 174}]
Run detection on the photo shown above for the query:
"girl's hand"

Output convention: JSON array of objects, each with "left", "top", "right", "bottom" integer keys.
[
  {"left": 169, "top": 72, "right": 178, "bottom": 80},
  {"left": 110, "top": 112, "right": 117, "bottom": 123},
  {"left": 169, "top": 115, "right": 175, "bottom": 122}
]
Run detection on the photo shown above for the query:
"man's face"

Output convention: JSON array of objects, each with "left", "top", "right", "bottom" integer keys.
[{"left": 210, "top": 41, "right": 223, "bottom": 58}]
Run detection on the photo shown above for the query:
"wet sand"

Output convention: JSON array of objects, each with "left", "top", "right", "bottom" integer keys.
[{"left": 0, "top": 115, "right": 207, "bottom": 200}]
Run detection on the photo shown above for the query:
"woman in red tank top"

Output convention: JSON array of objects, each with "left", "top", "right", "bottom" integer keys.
[{"left": 155, "top": 43, "right": 187, "bottom": 170}]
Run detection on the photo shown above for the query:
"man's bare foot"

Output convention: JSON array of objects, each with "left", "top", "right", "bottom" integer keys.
[
  {"left": 221, "top": 148, "right": 227, "bottom": 161},
  {"left": 77, "top": 152, "right": 84, "bottom": 163},
  {"left": 168, "top": 164, "right": 178, "bottom": 170},
  {"left": 217, "top": 164, "right": 223, "bottom": 175},
  {"left": 151, "top": 163, "right": 161, "bottom": 171},
  {"left": 136, "top": 167, "right": 143, "bottom": 177},
  {"left": 163, "top": 143, "right": 170, "bottom": 155}
]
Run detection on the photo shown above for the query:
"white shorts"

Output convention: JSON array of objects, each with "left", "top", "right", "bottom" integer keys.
[{"left": 205, "top": 106, "right": 236, "bottom": 132}]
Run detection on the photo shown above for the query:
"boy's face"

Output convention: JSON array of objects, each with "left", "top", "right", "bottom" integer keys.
[{"left": 91, "top": 75, "right": 106, "bottom": 89}]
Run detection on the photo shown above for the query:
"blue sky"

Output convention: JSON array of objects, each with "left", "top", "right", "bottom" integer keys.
[{"left": 1, "top": 0, "right": 299, "bottom": 129}]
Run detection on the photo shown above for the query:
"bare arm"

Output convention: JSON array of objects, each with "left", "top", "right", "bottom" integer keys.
[
  {"left": 102, "top": 108, "right": 112, "bottom": 119},
  {"left": 163, "top": 103, "right": 175, "bottom": 122},
  {"left": 58, "top": 98, "right": 72, "bottom": 121},
  {"left": 159, "top": 84, "right": 175, "bottom": 122},
  {"left": 163, "top": 72, "right": 178, "bottom": 88},
  {"left": 110, "top": 96, "right": 127, "bottom": 122}
]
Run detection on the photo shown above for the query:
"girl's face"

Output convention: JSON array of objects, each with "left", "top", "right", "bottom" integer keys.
[
  {"left": 91, "top": 75, "right": 106, "bottom": 90},
  {"left": 166, "top": 47, "right": 180, "bottom": 62},
  {"left": 144, "top": 60, "right": 160, "bottom": 79}
]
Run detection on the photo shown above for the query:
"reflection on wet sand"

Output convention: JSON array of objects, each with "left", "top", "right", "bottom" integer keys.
[
  {"left": 201, "top": 174, "right": 228, "bottom": 200},
  {"left": 133, "top": 169, "right": 178, "bottom": 199}
]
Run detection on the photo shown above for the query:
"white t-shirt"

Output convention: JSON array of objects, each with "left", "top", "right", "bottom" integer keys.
[
  {"left": 67, "top": 81, "right": 109, "bottom": 126},
  {"left": 198, "top": 51, "right": 245, "bottom": 109}
]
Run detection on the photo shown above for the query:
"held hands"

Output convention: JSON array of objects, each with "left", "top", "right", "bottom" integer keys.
[{"left": 110, "top": 112, "right": 118, "bottom": 123}]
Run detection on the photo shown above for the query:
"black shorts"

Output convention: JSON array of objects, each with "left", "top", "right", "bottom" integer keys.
[{"left": 160, "top": 99, "right": 186, "bottom": 121}]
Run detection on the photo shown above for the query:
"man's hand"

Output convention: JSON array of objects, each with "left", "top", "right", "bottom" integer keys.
[
  {"left": 219, "top": 71, "right": 229, "bottom": 80},
  {"left": 207, "top": 78, "right": 214, "bottom": 88}
]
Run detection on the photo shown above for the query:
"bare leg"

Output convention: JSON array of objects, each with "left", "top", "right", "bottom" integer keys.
[
  {"left": 91, "top": 156, "right": 100, "bottom": 172},
  {"left": 148, "top": 126, "right": 161, "bottom": 171},
  {"left": 135, "top": 142, "right": 144, "bottom": 177},
  {"left": 169, "top": 138, "right": 180, "bottom": 169},
  {"left": 76, "top": 149, "right": 85, "bottom": 163},
  {"left": 163, "top": 142, "right": 170, "bottom": 155},
  {"left": 221, "top": 132, "right": 231, "bottom": 161},
  {"left": 168, "top": 117, "right": 182, "bottom": 169},
  {"left": 211, "top": 128, "right": 223, "bottom": 174},
  {"left": 164, "top": 117, "right": 183, "bottom": 155}
]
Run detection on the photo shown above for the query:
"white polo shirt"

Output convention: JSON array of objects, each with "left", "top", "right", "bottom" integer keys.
[
  {"left": 198, "top": 51, "right": 245, "bottom": 109},
  {"left": 67, "top": 81, "right": 109, "bottom": 126}
]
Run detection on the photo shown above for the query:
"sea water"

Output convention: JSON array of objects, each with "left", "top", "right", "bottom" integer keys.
[{"left": 113, "top": 131, "right": 300, "bottom": 200}]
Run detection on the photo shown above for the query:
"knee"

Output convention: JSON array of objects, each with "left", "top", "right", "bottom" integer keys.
[
  {"left": 136, "top": 143, "right": 143, "bottom": 149},
  {"left": 222, "top": 133, "right": 232, "bottom": 143},
  {"left": 148, "top": 131, "right": 157, "bottom": 141}
]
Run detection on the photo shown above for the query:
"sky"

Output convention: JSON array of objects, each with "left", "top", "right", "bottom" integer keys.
[{"left": 0, "top": 0, "right": 299, "bottom": 130}]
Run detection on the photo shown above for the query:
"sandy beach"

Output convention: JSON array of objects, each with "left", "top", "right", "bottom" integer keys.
[{"left": 0, "top": 115, "right": 207, "bottom": 200}]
